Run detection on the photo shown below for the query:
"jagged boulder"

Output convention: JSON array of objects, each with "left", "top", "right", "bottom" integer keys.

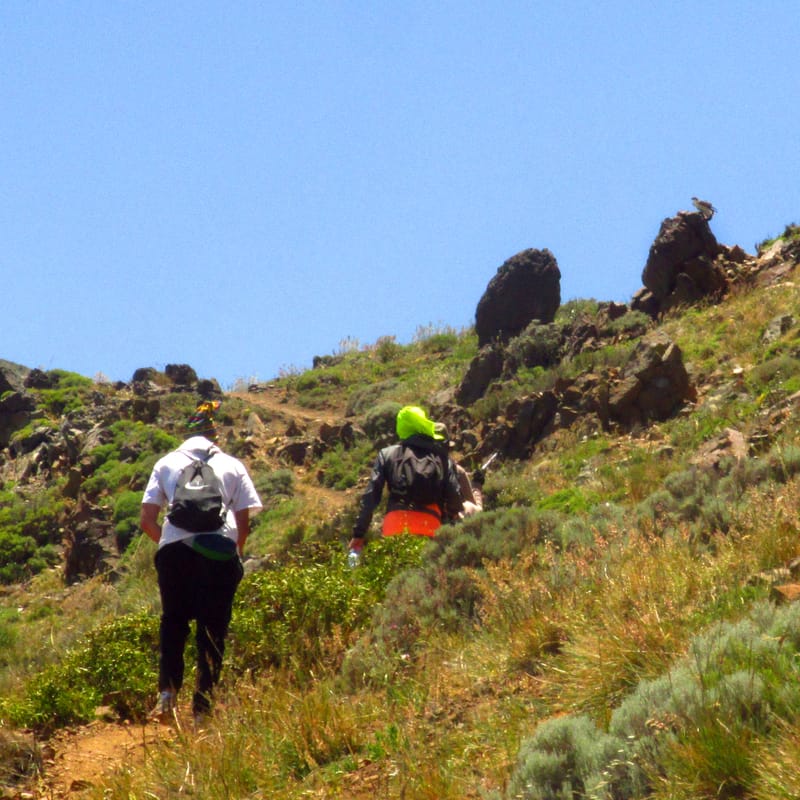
[
  {"left": 131, "top": 396, "right": 161, "bottom": 422},
  {"left": 691, "top": 428, "right": 748, "bottom": 471},
  {"left": 197, "top": 378, "right": 223, "bottom": 399},
  {"left": 165, "top": 363, "right": 198, "bottom": 387},
  {"left": 456, "top": 345, "right": 504, "bottom": 406},
  {"left": 131, "top": 367, "right": 159, "bottom": 383},
  {"left": 62, "top": 503, "right": 119, "bottom": 583},
  {"left": 608, "top": 331, "right": 693, "bottom": 425},
  {"left": 475, "top": 249, "right": 561, "bottom": 346},
  {"left": 23, "top": 368, "right": 56, "bottom": 389},
  {"left": 504, "top": 392, "right": 559, "bottom": 458},
  {"left": 0, "top": 390, "right": 36, "bottom": 449},
  {"left": 635, "top": 212, "right": 726, "bottom": 315},
  {"left": 8, "top": 425, "right": 55, "bottom": 457},
  {"left": 762, "top": 314, "right": 795, "bottom": 345},
  {"left": 319, "top": 421, "right": 360, "bottom": 449},
  {"left": 0, "top": 360, "right": 30, "bottom": 395},
  {"left": 278, "top": 441, "right": 309, "bottom": 466}
]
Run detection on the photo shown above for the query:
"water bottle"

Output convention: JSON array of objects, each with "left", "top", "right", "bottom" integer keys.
[{"left": 347, "top": 549, "right": 360, "bottom": 569}]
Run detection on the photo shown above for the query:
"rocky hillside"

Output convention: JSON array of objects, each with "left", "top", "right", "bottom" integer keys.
[{"left": 2, "top": 213, "right": 800, "bottom": 799}]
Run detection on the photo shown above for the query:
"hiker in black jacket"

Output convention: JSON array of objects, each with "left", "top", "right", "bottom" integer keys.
[{"left": 348, "top": 405, "right": 463, "bottom": 555}]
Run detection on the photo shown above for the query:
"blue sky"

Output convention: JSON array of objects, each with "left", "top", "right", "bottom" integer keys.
[{"left": 3, "top": 2, "right": 798, "bottom": 389}]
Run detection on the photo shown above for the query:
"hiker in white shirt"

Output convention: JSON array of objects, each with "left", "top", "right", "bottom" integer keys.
[{"left": 140, "top": 400, "right": 262, "bottom": 724}]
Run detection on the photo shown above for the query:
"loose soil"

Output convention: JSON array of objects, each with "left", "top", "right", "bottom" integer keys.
[{"left": 32, "top": 719, "right": 171, "bottom": 798}]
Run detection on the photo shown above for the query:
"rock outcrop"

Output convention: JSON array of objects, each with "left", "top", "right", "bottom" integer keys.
[
  {"left": 456, "top": 345, "right": 504, "bottom": 406},
  {"left": 606, "top": 331, "right": 694, "bottom": 426},
  {"left": 633, "top": 211, "right": 727, "bottom": 316},
  {"left": 475, "top": 249, "right": 561, "bottom": 346}
]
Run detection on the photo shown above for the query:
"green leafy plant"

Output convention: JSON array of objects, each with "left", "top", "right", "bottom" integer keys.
[
  {"left": 316, "top": 440, "right": 374, "bottom": 490},
  {"left": 230, "top": 538, "right": 425, "bottom": 675},
  {"left": 1, "top": 613, "right": 158, "bottom": 731}
]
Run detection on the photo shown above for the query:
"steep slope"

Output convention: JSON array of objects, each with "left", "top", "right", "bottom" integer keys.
[{"left": 2, "top": 224, "right": 800, "bottom": 798}]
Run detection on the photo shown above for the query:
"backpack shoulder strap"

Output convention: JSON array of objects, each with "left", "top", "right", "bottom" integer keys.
[{"left": 178, "top": 447, "right": 216, "bottom": 464}]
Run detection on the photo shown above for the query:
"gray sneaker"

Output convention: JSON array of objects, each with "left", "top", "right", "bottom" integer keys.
[{"left": 150, "top": 690, "right": 176, "bottom": 723}]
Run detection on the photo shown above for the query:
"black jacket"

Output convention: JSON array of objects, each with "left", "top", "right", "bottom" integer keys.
[{"left": 352, "top": 434, "right": 464, "bottom": 538}]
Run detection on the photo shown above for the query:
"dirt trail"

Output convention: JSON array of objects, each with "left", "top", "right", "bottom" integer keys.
[
  {"left": 231, "top": 386, "right": 355, "bottom": 518},
  {"left": 34, "top": 720, "right": 170, "bottom": 798},
  {"left": 230, "top": 387, "right": 342, "bottom": 427}
]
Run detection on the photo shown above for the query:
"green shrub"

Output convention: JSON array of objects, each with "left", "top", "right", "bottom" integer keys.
[
  {"left": 432, "top": 508, "right": 548, "bottom": 569},
  {"left": 113, "top": 490, "right": 144, "bottom": 549},
  {"left": 230, "top": 538, "right": 424, "bottom": 676},
  {"left": 605, "top": 310, "right": 652, "bottom": 337},
  {"left": 362, "top": 400, "right": 402, "bottom": 443},
  {"left": 748, "top": 355, "right": 800, "bottom": 394},
  {"left": 610, "top": 601, "right": 800, "bottom": 796},
  {"left": 558, "top": 517, "right": 597, "bottom": 549},
  {"left": 254, "top": 469, "right": 295, "bottom": 503},
  {"left": 343, "top": 513, "right": 557, "bottom": 689},
  {"left": 506, "top": 323, "right": 563, "bottom": 370},
  {"left": 0, "top": 611, "right": 18, "bottom": 666},
  {"left": 0, "top": 534, "right": 40, "bottom": 584},
  {"left": 412, "top": 322, "right": 459, "bottom": 345},
  {"left": 766, "top": 445, "right": 800, "bottom": 482},
  {"left": 417, "top": 331, "right": 459, "bottom": 354},
  {"left": 33, "top": 370, "right": 93, "bottom": 415},
  {"left": 0, "top": 484, "right": 70, "bottom": 580},
  {"left": 484, "top": 466, "right": 540, "bottom": 508},
  {"left": 505, "top": 602, "right": 800, "bottom": 800},
  {"left": 539, "top": 487, "right": 598, "bottom": 515},
  {"left": 345, "top": 379, "right": 401, "bottom": 417},
  {"left": 555, "top": 298, "right": 600, "bottom": 325},
  {"left": 82, "top": 420, "right": 179, "bottom": 496},
  {"left": 1, "top": 613, "right": 158, "bottom": 731},
  {"left": 317, "top": 440, "right": 374, "bottom": 490},
  {"left": 81, "top": 459, "right": 140, "bottom": 496},
  {"left": 375, "top": 335, "right": 402, "bottom": 362},
  {"left": 506, "top": 714, "right": 631, "bottom": 800}
]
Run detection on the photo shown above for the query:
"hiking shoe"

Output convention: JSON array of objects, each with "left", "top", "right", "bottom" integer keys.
[
  {"left": 192, "top": 710, "right": 209, "bottom": 732},
  {"left": 150, "top": 690, "right": 176, "bottom": 723}
]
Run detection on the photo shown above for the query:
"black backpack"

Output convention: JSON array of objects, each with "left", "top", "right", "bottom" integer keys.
[
  {"left": 167, "top": 451, "right": 225, "bottom": 533},
  {"left": 388, "top": 444, "right": 446, "bottom": 506}
]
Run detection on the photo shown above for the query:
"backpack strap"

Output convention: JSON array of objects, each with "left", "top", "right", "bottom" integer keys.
[
  {"left": 437, "top": 451, "right": 451, "bottom": 515},
  {"left": 178, "top": 447, "right": 216, "bottom": 464}
]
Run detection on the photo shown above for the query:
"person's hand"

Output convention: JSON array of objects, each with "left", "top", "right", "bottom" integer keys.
[{"left": 472, "top": 468, "right": 485, "bottom": 487}]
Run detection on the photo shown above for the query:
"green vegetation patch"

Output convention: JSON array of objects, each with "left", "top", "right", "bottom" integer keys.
[
  {"left": 31, "top": 370, "right": 94, "bottom": 416},
  {"left": 0, "top": 486, "right": 63, "bottom": 583},
  {"left": 230, "top": 538, "right": 426, "bottom": 674},
  {"left": 1, "top": 612, "right": 158, "bottom": 731}
]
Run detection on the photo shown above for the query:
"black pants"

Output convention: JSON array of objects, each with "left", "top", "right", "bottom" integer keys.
[{"left": 155, "top": 542, "right": 243, "bottom": 714}]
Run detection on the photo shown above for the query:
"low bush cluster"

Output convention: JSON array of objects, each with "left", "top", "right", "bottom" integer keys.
[
  {"left": 232, "top": 538, "right": 425, "bottom": 676},
  {"left": 0, "top": 486, "right": 62, "bottom": 583},
  {"left": 362, "top": 400, "right": 402, "bottom": 444},
  {"left": 29, "top": 369, "right": 94, "bottom": 415},
  {"left": 635, "top": 442, "right": 800, "bottom": 542},
  {"left": 316, "top": 440, "right": 374, "bottom": 490},
  {"left": 505, "top": 601, "right": 800, "bottom": 799},
  {"left": 0, "top": 613, "right": 159, "bottom": 731}
]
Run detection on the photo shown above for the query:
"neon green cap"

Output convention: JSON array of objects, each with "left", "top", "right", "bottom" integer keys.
[{"left": 396, "top": 405, "right": 444, "bottom": 441}]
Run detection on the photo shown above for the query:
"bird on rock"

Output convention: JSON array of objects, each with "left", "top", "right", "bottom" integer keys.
[{"left": 691, "top": 196, "right": 717, "bottom": 220}]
